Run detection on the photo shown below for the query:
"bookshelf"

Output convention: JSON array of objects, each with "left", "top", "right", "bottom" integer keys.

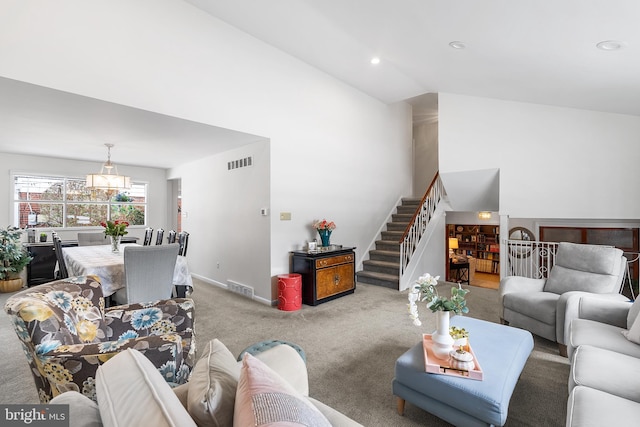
[{"left": 447, "top": 224, "right": 500, "bottom": 274}]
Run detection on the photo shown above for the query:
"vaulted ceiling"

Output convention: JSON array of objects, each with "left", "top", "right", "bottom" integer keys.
[
  {"left": 1, "top": 1, "right": 639, "bottom": 169},
  {"left": 188, "top": 0, "right": 640, "bottom": 115}
]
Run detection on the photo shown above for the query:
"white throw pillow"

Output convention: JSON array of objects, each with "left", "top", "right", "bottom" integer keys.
[
  {"left": 187, "top": 339, "right": 240, "bottom": 427},
  {"left": 96, "top": 349, "right": 196, "bottom": 427}
]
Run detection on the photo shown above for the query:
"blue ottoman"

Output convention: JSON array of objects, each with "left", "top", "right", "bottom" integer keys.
[
  {"left": 237, "top": 339, "right": 306, "bottom": 364},
  {"left": 393, "top": 317, "right": 533, "bottom": 427}
]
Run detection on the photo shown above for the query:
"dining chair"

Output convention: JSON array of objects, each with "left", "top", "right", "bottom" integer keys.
[
  {"left": 77, "top": 232, "right": 108, "bottom": 246},
  {"left": 177, "top": 231, "right": 189, "bottom": 256},
  {"left": 167, "top": 230, "right": 177, "bottom": 244},
  {"left": 52, "top": 234, "right": 68, "bottom": 279},
  {"left": 155, "top": 228, "right": 164, "bottom": 245},
  {"left": 143, "top": 227, "right": 154, "bottom": 246},
  {"left": 114, "top": 243, "right": 180, "bottom": 305}
]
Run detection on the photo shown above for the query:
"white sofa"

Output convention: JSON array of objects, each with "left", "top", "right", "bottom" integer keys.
[
  {"left": 566, "top": 296, "right": 640, "bottom": 426},
  {"left": 51, "top": 339, "right": 362, "bottom": 427}
]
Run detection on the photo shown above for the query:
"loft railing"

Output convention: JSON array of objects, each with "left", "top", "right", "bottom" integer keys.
[
  {"left": 505, "top": 240, "right": 558, "bottom": 279},
  {"left": 399, "top": 173, "right": 444, "bottom": 276}
]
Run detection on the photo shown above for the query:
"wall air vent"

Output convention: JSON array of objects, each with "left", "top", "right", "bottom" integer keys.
[
  {"left": 228, "top": 280, "right": 254, "bottom": 299},
  {"left": 227, "top": 156, "right": 253, "bottom": 171}
]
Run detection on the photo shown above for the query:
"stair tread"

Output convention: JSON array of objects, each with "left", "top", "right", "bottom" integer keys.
[
  {"left": 370, "top": 249, "right": 400, "bottom": 255},
  {"left": 376, "top": 240, "right": 400, "bottom": 245},
  {"left": 363, "top": 259, "right": 398, "bottom": 267},
  {"left": 356, "top": 270, "right": 399, "bottom": 281},
  {"left": 359, "top": 194, "right": 436, "bottom": 291}
]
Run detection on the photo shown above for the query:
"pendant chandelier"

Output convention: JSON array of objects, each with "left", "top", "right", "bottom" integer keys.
[{"left": 86, "top": 143, "right": 131, "bottom": 192}]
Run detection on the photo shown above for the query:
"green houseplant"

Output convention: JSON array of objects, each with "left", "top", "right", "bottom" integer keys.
[
  {"left": 407, "top": 273, "right": 470, "bottom": 359},
  {"left": 0, "top": 226, "right": 33, "bottom": 292}
]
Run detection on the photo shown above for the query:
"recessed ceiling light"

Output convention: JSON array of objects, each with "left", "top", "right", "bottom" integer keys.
[
  {"left": 370, "top": 57, "right": 381, "bottom": 65},
  {"left": 596, "top": 40, "right": 626, "bottom": 51},
  {"left": 449, "top": 41, "right": 466, "bottom": 50}
]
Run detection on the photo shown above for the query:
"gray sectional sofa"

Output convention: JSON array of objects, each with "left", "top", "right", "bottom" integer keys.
[
  {"left": 500, "top": 242, "right": 627, "bottom": 357},
  {"left": 566, "top": 295, "right": 640, "bottom": 425}
]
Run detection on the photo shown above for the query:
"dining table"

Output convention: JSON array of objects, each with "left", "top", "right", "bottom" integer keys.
[{"left": 61, "top": 243, "right": 193, "bottom": 298}]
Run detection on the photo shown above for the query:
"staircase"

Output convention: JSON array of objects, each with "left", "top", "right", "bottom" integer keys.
[{"left": 356, "top": 198, "right": 421, "bottom": 289}]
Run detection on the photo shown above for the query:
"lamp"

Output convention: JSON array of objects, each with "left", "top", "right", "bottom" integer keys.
[
  {"left": 448, "top": 237, "right": 459, "bottom": 258},
  {"left": 478, "top": 211, "right": 492, "bottom": 220},
  {"left": 86, "top": 144, "right": 131, "bottom": 192}
]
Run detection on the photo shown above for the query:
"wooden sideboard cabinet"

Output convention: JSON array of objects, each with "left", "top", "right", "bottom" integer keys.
[{"left": 291, "top": 247, "right": 356, "bottom": 306}]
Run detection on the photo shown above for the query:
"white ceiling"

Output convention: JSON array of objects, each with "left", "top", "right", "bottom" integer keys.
[
  {"left": 187, "top": 0, "right": 640, "bottom": 115},
  {"left": 2, "top": 0, "right": 639, "bottom": 168},
  {"left": 0, "top": 77, "right": 266, "bottom": 169}
]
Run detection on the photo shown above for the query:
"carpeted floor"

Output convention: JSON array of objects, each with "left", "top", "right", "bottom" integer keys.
[{"left": 0, "top": 279, "right": 569, "bottom": 426}]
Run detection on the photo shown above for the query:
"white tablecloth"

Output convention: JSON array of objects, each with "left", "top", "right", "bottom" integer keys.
[{"left": 62, "top": 244, "right": 193, "bottom": 297}]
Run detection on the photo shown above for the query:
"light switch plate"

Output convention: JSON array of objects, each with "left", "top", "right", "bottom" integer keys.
[{"left": 280, "top": 212, "right": 291, "bottom": 220}]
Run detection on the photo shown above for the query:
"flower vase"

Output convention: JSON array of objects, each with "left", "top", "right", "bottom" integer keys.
[
  {"left": 431, "top": 310, "right": 454, "bottom": 359},
  {"left": 110, "top": 236, "right": 122, "bottom": 253},
  {"left": 318, "top": 229, "right": 331, "bottom": 247}
]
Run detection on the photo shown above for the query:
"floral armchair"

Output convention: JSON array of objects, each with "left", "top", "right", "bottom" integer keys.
[{"left": 4, "top": 275, "right": 196, "bottom": 403}]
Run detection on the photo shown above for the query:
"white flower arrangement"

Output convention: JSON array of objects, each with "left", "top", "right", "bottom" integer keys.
[{"left": 408, "top": 273, "right": 469, "bottom": 326}]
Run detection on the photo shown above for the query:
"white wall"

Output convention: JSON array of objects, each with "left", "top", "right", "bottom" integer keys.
[
  {"left": 0, "top": 1, "right": 412, "bottom": 302},
  {"left": 168, "top": 140, "right": 271, "bottom": 301},
  {"left": 413, "top": 119, "right": 439, "bottom": 197},
  {"left": 0, "top": 152, "right": 168, "bottom": 242},
  {"left": 439, "top": 93, "right": 640, "bottom": 219}
]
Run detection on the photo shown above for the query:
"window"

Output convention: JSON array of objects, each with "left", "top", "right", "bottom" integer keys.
[{"left": 13, "top": 174, "right": 147, "bottom": 229}]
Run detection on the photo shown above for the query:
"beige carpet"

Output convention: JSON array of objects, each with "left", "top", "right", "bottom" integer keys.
[{"left": 0, "top": 279, "right": 569, "bottom": 426}]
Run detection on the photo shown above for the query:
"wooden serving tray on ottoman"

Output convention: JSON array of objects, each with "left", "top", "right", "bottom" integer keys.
[{"left": 422, "top": 334, "right": 484, "bottom": 380}]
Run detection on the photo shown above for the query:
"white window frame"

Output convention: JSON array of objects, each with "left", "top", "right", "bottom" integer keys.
[{"left": 12, "top": 173, "right": 148, "bottom": 229}]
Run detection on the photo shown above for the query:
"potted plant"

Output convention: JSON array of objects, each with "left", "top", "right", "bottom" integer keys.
[
  {"left": 0, "top": 226, "right": 33, "bottom": 292},
  {"left": 407, "top": 273, "right": 470, "bottom": 359},
  {"left": 39, "top": 232, "right": 48, "bottom": 242},
  {"left": 449, "top": 326, "right": 470, "bottom": 346}
]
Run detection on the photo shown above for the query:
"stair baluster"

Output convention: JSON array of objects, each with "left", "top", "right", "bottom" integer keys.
[{"left": 357, "top": 173, "right": 444, "bottom": 289}]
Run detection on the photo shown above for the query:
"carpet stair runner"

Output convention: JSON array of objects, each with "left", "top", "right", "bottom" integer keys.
[{"left": 356, "top": 198, "right": 421, "bottom": 289}]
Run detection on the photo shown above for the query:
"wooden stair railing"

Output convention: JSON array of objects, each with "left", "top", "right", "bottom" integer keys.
[{"left": 398, "top": 172, "right": 444, "bottom": 276}]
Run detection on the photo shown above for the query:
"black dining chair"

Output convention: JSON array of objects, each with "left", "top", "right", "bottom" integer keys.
[
  {"left": 53, "top": 234, "right": 68, "bottom": 279},
  {"left": 155, "top": 229, "right": 164, "bottom": 245},
  {"left": 177, "top": 231, "right": 189, "bottom": 257},
  {"left": 143, "top": 227, "right": 154, "bottom": 246},
  {"left": 167, "top": 230, "right": 177, "bottom": 244}
]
